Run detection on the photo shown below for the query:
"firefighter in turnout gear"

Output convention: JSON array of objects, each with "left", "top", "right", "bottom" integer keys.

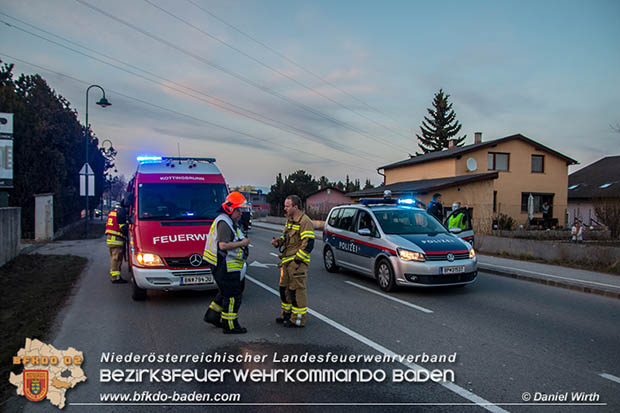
[
  {"left": 271, "top": 195, "right": 315, "bottom": 328},
  {"left": 105, "top": 205, "right": 128, "bottom": 283},
  {"left": 203, "top": 192, "right": 251, "bottom": 334}
]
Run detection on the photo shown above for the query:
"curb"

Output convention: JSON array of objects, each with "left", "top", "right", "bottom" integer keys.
[
  {"left": 477, "top": 263, "right": 620, "bottom": 300},
  {"left": 253, "top": 222, "right": 620, "bottom": 300}
]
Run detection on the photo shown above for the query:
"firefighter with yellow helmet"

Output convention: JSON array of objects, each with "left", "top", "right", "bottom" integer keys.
[
  {"left": 271, "top": 194, "right": 315, "bottom": 328},
  {"left": 105, "top": 204, "right": 128, "bottom": 283},
  {"left": 203, "top": 192, "right": 251, "bottom": 334}
]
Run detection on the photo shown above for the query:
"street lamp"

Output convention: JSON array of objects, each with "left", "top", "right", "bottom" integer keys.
[{"left": 84, "top": 85, "right": 111, "bottom": 237}]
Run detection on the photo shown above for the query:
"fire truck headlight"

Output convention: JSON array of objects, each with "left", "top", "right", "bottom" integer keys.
[{"left": 136, "top": 252, "right": 164, "bottom": 266}]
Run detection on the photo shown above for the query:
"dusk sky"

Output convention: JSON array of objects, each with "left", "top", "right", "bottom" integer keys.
[{"left": 1, "top": 0, "right": 618, "bottom": 188}]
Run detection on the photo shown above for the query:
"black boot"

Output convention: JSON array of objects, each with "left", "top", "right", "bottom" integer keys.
[
  {"left": 204, "top": 308, "right": 222, "bottom": 328},
  {"left": 275, "top": 312, "right": 290, "bottom": 325},
  {"left": 223, "top": 319, "right": 247, "bottom": 334}
]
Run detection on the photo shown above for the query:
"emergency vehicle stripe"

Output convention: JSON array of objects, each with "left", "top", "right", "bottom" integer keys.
[
  {"left": 209, "top": 302, "right": 222, "bottom": 312},
  {"left": 324, "top": 230, "right": 397, "bottom": 256}
]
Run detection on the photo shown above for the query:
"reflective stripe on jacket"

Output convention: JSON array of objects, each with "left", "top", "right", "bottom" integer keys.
[
  {"left": 203, "top": 213, "right": 245, "bottom": 272},
  {"left": 280, "top": 212, "right": 315, "bottom": 264},
  {"left": 105, "top": 210, "right": 126, "bottom": 239}
]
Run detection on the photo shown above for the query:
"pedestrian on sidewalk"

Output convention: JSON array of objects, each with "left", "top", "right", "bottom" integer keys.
[
  {"left": 203, "top": 192, "right": 251, "bottom": 334},
  {"left": 271, "top": 195, "right": 314, "bottom": 328},
  {"left": 571, "top": 221, "right": 584, "bottom": 243}
]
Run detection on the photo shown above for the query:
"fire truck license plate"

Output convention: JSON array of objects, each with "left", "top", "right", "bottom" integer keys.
[
  {"left": 440, "top": 266, "right": 465, "bottom": 274},
  {"left": 180, "top": 276, "right": 213, "bottom": 285}
]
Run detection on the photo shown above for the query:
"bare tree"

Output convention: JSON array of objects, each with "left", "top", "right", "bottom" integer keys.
[{"left": 594, "top": 198, "right": 620, "bottom": 239}]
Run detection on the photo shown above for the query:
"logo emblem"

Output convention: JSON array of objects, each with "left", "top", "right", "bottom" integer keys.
[
  {"left": 24, "top": 370, "right": 48, "bottom": 402},
  {"left": 447, "top": 253, "right": 455, "bottom": 262},
  {"left": 189, "top": 254, "right": 203, "bottom": 267}
]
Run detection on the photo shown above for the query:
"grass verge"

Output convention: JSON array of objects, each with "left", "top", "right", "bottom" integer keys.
[
  {"left": 0, "top": 254, "right": 87, "bottom": 407},
  {"left": 483, "top": 250, "right": 620, "bottom": 275}
]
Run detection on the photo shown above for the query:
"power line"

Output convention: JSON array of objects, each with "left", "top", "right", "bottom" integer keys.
[
  {"left": 0, "top": 52, "right": 379, "bottom": 176},
  {"left": 186, "top": 0, "right": 410, "bottom": 138},
  {"left": 0, "top": 13, "right": 389, "bottom": 164},
  {"left": 146, "top": 0, "right": 412, "bottom": 141},
  {"left": 74, "top": 0, "right": 411, "bottom": 154}
]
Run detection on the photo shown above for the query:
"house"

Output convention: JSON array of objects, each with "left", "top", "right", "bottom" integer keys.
[
  {"left": 567, "top": 155, "right": 620, "bottom": 226},
  {"left": 350, "top": 133, "right": 577, "bottom": 232},
  {"left": 305, "top": 187, "right": 351, "bottom": 218}
]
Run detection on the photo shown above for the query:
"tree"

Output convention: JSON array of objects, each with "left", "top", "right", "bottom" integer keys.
[
  {"left": 363, "top": 178, "right": 374, "bottom": 190},
  {"left": 594, "top": 198, "right": 620, "bottom": 239},
  {"left": 317, "top": 176, "right": 330, "bottom": 189},
  {"left": 416, "top": 89, "right": 466, "bottom": 154}
]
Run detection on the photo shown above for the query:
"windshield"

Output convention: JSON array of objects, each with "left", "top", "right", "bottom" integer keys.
[
  {"left": 373, "top": 208, "right": 448, "bottom": 235},
  {"left": 138, "top": 183, "right": 227, "bottom": 220}
]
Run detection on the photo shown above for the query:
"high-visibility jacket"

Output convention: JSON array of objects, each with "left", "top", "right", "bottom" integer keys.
[
  {"left": 448, "top": 212, "right": 467, "bottom": 231},
  {"left": 203, "top": 213, "right": 245, "bottom": 272},
  {"left": 279, "top": 212, "right": 315, "bottom": 265},
  {"left": 105, "top": 209, "right": 126, "bottom": 247}
]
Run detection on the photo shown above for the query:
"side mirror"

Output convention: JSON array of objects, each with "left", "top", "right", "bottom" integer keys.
[
  {"left": 449, "top": 227, "right": 462, "bottom": 234},
  {"left": 358, "top": 228, "right": 372, "bottom": 236}
]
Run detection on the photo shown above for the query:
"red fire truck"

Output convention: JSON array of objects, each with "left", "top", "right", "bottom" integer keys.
[{"left": 125, "top": 156, "right": 229, "bottom": 300}]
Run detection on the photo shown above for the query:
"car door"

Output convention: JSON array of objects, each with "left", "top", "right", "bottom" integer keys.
[
  {"left": 348, "top": 210, "right": 379, "bottom": 275},
  {"left": 330, "top": 208, "right": 360, "bottom": 271}
]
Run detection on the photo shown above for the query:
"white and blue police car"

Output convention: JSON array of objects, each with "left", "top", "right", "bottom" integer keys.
[{"left": 322, "top": 196, "right": 477, "bottom": 291}]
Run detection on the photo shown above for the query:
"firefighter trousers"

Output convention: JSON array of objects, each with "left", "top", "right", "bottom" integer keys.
[
  {"left": 108, "top": 246, "right": 124, "bottom": 281},
  {"left": 205, "top": 261, "right": 243, "bottom": 331},
  {"left": 279, "top": 261, "right": 308, "bottom": 326}
]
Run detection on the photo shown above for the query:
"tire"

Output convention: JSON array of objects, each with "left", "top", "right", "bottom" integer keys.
[
  {"left": 376, "top": 259, "right": 396, "bottom": 292},
  {"left": 323, "top": 247, "right": 338, "bottom": 273},
  {"left": 131, "top": 274, "right": 147, "bottom": 301}
]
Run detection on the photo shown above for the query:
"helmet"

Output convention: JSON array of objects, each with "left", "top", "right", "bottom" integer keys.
[
  {"left": 222, "top": 192, "right": 249, "bottom": 214},
  {"left": 452, "top": 202, "right": 461, "bottom": 211}
]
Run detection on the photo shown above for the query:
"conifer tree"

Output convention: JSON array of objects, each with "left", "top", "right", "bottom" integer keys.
[{"left": 416, "top": 89, "right": 466, "bottom": 154}]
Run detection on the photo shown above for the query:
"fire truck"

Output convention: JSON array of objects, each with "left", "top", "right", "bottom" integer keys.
[{"left": 125, "top": 156, "right": 229, "bottom": 300}]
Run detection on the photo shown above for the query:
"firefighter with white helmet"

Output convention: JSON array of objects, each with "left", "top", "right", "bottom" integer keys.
[{"left": 202, "top": 192, "right": 251, "bottom": 334}]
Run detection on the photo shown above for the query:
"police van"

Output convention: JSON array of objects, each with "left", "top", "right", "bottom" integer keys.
[
  {"left": 125, "top": 156, "right": 231, "bottom": 300},
  {"left": 323, "top": 196, "right": 477, "bottom": 291}
]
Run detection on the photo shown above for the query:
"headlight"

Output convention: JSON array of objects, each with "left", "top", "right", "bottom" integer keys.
[
  {"left": 136, "top": 252, "right": 164, "bottom": 266},
  {"left": 469, "top": 248, "right": 476, "bottom": 259},
  {"left": 397, "top": 248, "right": 426, "bottom": 262}
]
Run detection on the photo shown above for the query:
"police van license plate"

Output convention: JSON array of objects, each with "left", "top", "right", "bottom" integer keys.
[
  {"left": 440, "top": 266, "right": 465, "bottom": 274},
  {"left": 180, "top": 276, "right": 213, "bottom": 285}
]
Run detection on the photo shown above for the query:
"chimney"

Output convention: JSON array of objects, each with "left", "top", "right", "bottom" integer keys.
[
  {"left": 448, "top": 139, "right": 455, "bottom": 149},
  {"left": 474, "top": 132, "right": 482, "bottom": 144}
]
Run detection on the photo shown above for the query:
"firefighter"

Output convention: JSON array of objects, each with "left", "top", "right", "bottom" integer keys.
[
  {"left": 447, "top": 202, "right": 468, "bottom": 231},
  {"left": 202, "top": 192, "right": 251, "bottom": 334},
  {"left": 271, "top": 195, "right": 315, "bottom": 328},
  {"left": 105, "top": 205, "right": 128, "bottom": 283}
]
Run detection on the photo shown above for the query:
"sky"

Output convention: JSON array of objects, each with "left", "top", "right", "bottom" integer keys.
[{"left": 1, "top": 0, "right": 619, "bottom": 188}]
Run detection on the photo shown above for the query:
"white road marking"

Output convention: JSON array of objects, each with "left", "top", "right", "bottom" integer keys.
[
  {"left": 600, "top": 373, "right": 620, "bottom": 384},
  {"left": 246, "top": 274, "right": 508, "bottom": 413},
  {"left": 345, "top": 281, "right": 433, "bottom": 313},
  {"left": 249, "top": 244, "right": 254, "bottom": 247},
  {"left": 480, "top": 263, "right": 620, "bottom": 290},
  {"left": 270, "top": 252, "right": 279, "bottom": 258}
]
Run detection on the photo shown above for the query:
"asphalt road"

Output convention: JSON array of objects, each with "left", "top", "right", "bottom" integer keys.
[{"left": 7, "top": 227, "right": 620, "bottom": 413}]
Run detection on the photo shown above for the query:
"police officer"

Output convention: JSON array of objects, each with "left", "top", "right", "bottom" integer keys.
[
  {"left": 427, "top": 193, "right": 443, "bottom": 222},
  {"left": 203, "top": 192, "right": 251, "bottom": 334},
  {"left": 447, "top": 202, "right": 468, "bottom": 231},
  {"left": 271, "top": 195, "right": 315, "bottom": 328},
  {"left": 105, "top": 205, "right": 128, "bottom": 283}
]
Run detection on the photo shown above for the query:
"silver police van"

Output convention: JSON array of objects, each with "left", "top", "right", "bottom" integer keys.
[{"left": 322, "top": 196, "right": 477, "bottom": 291}]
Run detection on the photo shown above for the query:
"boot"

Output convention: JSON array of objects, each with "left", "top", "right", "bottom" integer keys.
[
  {"left": 223, "top": 319, "right": 247, "bottom": 334},
  {"left": 275, "top": 312, "right": 290, "bottom": 325},
  {"left": 204, "top": 308, "right": 222, "bottom": 328}
]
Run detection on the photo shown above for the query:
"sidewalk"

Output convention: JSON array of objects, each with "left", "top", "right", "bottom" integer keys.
[{"left": 253, "top": 221, "right": 620, "bottom": 299}]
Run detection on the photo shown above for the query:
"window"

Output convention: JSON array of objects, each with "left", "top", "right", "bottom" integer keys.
[
  {"left": 488, "top": 152, "right": 509, "bottom": 171},
  {"left": 327, "top": 208, "right": 342, "bottom": 227},
  {"left": 373, "top": 209, "right": 447, "bottom": 235},
  {"left": 531, "top": 155, "right": 544, "bottom": 173},
  {"left": 356, "top": 211, "right": 378, "bottom": 237},
  {"left": 335, "top": 208, "right": 358, "bottom": 232},
  {"left": 521, "top": 193, "right": 554, "bottom": 213}
]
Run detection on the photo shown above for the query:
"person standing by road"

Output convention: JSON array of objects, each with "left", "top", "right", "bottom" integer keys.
[
  {"left": 203, "top": 192, "right": 251, "bottom": 334},
  {"left": 271, "top": 195, "right": 315, "bottom": 328},
  {"left": 105, "top": 205, "right": 128, "bottom": 284},
  {"left": 427, "top": 193, "right": 443, "bottom": 222},
  {"left": 571, "top": 221, "right": 584, "bottom": 243}
]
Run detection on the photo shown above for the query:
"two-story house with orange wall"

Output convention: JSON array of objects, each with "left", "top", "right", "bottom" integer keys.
[{"left": 349, "top": 133, "right": 577, "bottom": 233}]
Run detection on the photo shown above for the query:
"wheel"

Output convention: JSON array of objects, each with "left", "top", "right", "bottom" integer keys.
[
  {"left": 376, "top": 259, "right": 396, "bottom": 292},
  {"left": 323, "top": 246, "right": 338, "bottom": 273},
  {"left": 131, "top": 274, "right": 147, "bottom": 301}
]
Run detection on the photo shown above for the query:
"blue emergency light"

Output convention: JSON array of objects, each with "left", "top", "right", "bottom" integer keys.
[{"left": 137, "top": 156, "right": 163, "bottom": 162}]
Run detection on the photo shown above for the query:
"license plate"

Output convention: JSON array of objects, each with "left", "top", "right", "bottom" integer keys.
[
  {"left": 440, "top": 266, "right": 465, "bottom": 274},
  {"left": 180, "top": 275, "right": 213, "bottom": 285}
]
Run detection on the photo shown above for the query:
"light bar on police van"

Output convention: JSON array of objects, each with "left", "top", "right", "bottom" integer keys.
[
  {"left": 359, "top": 198, "right": 398, "bottom": 205},
  {"left": 397, "top": 198, "right": 416, "bottom": 205},
  {"left": 137, "top": 156, "right": 163, "bottom": 162}
]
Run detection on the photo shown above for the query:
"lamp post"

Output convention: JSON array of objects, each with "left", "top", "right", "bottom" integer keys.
[{"left": 84, "top": 85, "right": 111, "bottom": 237}]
